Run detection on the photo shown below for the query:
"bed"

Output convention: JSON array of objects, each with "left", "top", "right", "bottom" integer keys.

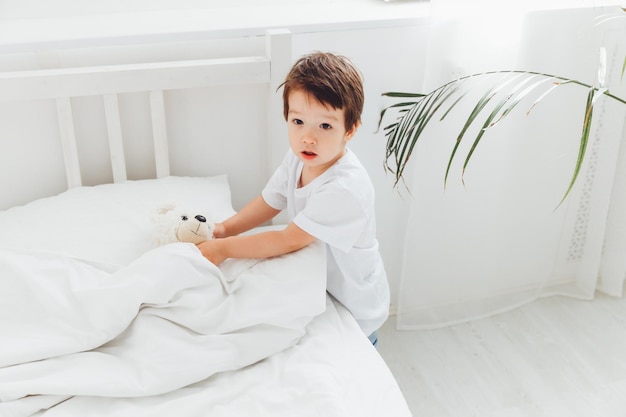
[{"left": 0, "top": 30, "right": 411, "bottom": 416}]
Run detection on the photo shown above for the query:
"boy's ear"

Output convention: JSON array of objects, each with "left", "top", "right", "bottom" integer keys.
[{"left": 344, "top": 121, "right": 361, "bottom": 142}]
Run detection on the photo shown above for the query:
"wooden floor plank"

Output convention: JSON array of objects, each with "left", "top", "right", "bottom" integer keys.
[{"left": 378, "top": 292, "right": 626, "bottom": 417}]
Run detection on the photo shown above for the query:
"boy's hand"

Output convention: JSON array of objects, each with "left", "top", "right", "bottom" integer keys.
[
  {"left": 196, "top": 239, "right": 227, "bottom": 265},
  {"left": 212, "top": 222, "right": 226, "bottom": 238}
]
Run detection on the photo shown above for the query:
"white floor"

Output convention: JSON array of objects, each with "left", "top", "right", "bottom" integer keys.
[{"left": 377, "top": 292, "right": 626, "bottom": 417}]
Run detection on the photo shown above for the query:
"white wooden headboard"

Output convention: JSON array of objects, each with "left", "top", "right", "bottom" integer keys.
[{"left": 0, "top": 29, "right": 292, "bottom": 211}]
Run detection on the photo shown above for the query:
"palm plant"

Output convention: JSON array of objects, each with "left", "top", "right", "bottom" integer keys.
[{"left": 379, "top": 19, "right": 626, "bottom": 205}]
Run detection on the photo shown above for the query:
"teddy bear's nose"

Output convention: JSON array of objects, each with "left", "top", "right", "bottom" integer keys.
[{"left": 195, "top": 215, "right": 206, "bottom": 223}]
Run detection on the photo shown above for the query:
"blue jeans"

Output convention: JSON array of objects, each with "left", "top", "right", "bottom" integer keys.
[{"left": 368, "top": 331, "right": 378, "bottom": 347}]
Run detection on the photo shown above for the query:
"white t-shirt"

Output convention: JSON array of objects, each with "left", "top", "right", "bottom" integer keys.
[{"left": 262, "top": 149, "right": 390, "bottom": 335}]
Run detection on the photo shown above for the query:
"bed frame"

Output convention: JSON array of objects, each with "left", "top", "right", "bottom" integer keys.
[{"left": 0, "top": 29, "right": 292, "bottom": 211}]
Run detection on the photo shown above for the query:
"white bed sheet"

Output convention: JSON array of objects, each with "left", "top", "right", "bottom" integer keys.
[
  {"left": 0, "top": 238, "right": 325, "bottom": 412},
  {"left": 6, "top": 296, "right": 411, "bottom": 417},
  {"left": 0, "top": 243, "right": 410, "bottom": 417}
]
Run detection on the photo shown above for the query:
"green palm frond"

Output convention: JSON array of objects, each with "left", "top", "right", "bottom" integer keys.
[
  {"left": 380, "top": 70, "right": 626, "bottom": 203},
  {"left": 460, "top": 76, "right": 551, "bottom": 181}
]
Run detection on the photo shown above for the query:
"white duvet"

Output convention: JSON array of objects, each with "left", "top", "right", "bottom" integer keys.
[{"left": 0, "top": 241, "right": 327, "bottom": 416}]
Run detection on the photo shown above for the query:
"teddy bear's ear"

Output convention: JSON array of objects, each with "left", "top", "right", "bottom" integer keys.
[
  {"left": 154, "top": 203, "right": 176, "bottom": 216},
  {"left": 152, "top": 203, "right": 179, "bottom": 246}
]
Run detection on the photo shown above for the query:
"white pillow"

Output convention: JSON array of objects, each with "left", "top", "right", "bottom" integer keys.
[{"left": 0, "top": 176, "right": 235, "bottom": 269}]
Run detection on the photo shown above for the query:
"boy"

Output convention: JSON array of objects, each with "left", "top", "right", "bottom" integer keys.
[{"left": 197, "top": 52, "right": 389, "bottom": 345}]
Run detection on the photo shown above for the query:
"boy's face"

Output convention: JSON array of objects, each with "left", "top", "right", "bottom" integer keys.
[{"left": 287, "top": 90, "right": 358, "bottom": 179}]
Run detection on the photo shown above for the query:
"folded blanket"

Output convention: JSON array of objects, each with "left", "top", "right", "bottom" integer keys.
[{"left": 0, "top": 242, "right": 326, "bottom": 413}]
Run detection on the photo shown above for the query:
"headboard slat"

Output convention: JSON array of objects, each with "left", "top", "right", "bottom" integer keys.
[
  {"left": 149, "top": 90, "right": 170, "bottom": 178},
  {"left": 55, "top": 97, "right": 82, "bottom": 188},
  {"left": 103, "top": 94, "right": 128, "bottom": 183}
]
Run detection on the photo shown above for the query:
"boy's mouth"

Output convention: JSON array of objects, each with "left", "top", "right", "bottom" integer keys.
[{"left": 301, "top": 150, "right": 317, "bottom": 160}]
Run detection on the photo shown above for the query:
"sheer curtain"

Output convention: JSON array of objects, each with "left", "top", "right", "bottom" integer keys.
[{"left": 396, "top": 5, "right": 626, "bottom": 329}]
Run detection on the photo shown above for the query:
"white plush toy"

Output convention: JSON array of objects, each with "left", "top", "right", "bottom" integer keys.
[{"left": 153, "top": 204, "right": 215, "bottom": 246}]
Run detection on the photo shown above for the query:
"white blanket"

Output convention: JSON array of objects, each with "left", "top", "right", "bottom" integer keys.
[{"left": 0, "top": 242, "right": 327, "bottom": 416}]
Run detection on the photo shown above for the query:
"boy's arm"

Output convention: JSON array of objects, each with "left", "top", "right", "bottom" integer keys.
[
  {"left": 197, "top": 221, "right": 316, "bottom": 265},
  {"left": 216, "top": 195, "right": 280, "bottom": 238}
]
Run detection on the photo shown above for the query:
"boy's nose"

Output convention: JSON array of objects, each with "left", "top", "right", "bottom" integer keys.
[{"left": 302, "top": 131, "right": 316, "bottom": 144}]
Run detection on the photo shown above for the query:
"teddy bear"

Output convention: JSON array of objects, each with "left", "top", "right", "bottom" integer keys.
[{"left": 153, "top": 204, "right": 215, "bottom": 246}]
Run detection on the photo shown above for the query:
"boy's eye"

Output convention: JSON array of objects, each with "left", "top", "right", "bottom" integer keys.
[
  {"left": 320, "top": 123, "right": 332, "bottom": 130},
  {"left": 292, "top": 118, "right": 303, "bottom": 125}
]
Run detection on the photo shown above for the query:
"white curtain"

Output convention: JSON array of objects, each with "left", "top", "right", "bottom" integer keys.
[{"left": 396, "top": 5, "right": 626, "bottom": 329}]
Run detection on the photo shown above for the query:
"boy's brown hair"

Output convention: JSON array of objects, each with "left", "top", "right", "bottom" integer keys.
[{"left": 280, "top": 52, "right": 364, "bottom": 131}]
